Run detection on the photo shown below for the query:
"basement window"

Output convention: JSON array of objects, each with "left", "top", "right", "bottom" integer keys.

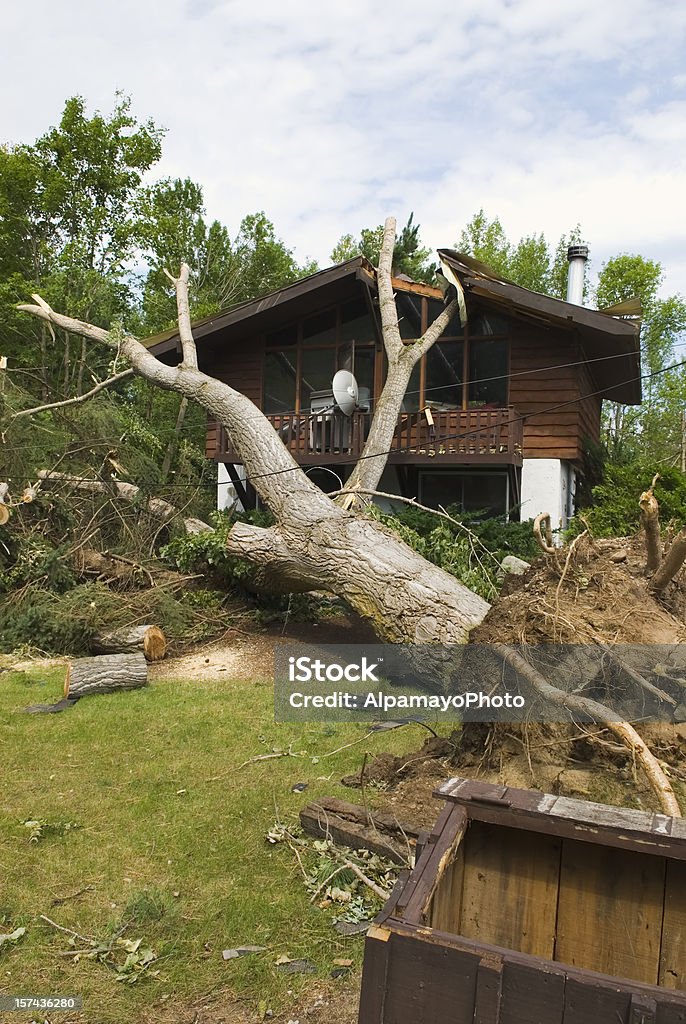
[{"left": 418, "top": 470, "right": 509, "bottom": 516}]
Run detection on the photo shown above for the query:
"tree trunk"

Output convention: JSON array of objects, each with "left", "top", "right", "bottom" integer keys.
[
  {"left": 91, "top": 625, "right": 167, "bottom": 661},
  {"left": 649, "top": 528, "right": 686, "bottom": 594},
  {"left": 65, "top": 653, "right": 148, "bottom": 698},
  {"left": 640, "top": 482, "right": 661, "bottom": 573},
  {"left": 160, "top": 396, "right": 188, "bottom": 483},
  {"left": 227, "top": 513, "right": 489, "bottom": 643},
  {"left": 18, "top": 225, "right": 486, "bottom": 647}
]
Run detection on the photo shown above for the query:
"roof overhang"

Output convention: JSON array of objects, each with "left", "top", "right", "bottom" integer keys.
[{"left": 145, "top": 256, "right": 375, "bottom": 358}]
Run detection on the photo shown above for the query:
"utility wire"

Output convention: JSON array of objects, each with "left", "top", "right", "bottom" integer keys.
[{"left": 241, "top": 357, "right": 686, "bottom": 485}]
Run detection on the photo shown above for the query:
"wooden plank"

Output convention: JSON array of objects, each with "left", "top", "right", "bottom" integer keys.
[
  {"left": 556, "top": 838, "right": 665, "bottom": 985},
  {"left": 458, "top": 821, "right": 561, "bottom": 958},
  {"left": 500, "top": 960, "right": 566, "bottom": 1024},
  {"left": 358, "top": 926, "right": 391, "bottom": 1024},
  {"left": 382, "top": 931, "right": 478, "bottom": 1024},
  {"left": 436, "top": 779, "right": 686, "bottom": 859},
  {"left": 660, "top": 859, "right": 686, "bottom": 990},
  {"left": 562, "top": 975, "right": 631, "bottom": 1024},
  {"left": 429, "top": 842, "right": 465, "bottom": 933},
  {"left": 473, "top": 954, "right": 503, "bottom": 1024},
  {"left": 402, "top": 806, "right": 468, "bottom": 923},
  {"left": 657, "top": 998, "right": 686, "bottom": 1024}
]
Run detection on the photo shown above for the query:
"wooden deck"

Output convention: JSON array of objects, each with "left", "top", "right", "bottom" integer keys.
[{"left": 211, "top": 407, "right": 523, "bottom": 466}]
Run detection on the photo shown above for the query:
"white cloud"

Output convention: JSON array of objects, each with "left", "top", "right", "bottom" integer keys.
[{"left": 1, "top": 0, "right": 686, "bottom": 295}]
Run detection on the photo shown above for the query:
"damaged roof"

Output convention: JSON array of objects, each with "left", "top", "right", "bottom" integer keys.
[
  {"left": 438, "top": 249, "right": 642, "bottom": 405},
  {"left": 147, "top": 247, "right": 642, "bottom": 406}
]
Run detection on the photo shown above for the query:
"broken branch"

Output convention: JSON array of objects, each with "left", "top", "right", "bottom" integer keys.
[
  {"left": 493, "top": 644, "right": 682, "bottom": 817},
  {"left": 533, "top": 512, "right": 555, "bottom": 554},
  {"left": 7, "top": 369, "right": 134, "bottom": 424}
]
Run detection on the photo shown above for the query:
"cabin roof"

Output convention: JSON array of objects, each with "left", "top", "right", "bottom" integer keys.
[
  {"left": 438, "top": 250, "right": 641, "bottom": 405},
  {"left": 146, "top": 248, "right": 642, "bottom": 406}
]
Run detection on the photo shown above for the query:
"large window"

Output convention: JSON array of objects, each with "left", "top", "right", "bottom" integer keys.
[
  {"left": 261, "top": 293, "right": 510, "bottom": 416},
  {"left": 264, "top": 297, "right": 376, "bottom": 413},
  {"left": 422, "top": 300, "right": 509, "bottom": 409}
]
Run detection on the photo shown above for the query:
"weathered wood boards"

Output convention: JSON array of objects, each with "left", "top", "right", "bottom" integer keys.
[
  {"left": 64, "top": 653, "right": 148, "bottom": 699},
  {"left": 299, "top": 797, "right": 420, "bottom": 864},
  {"left": 358, "top": 776, "right": 686, "bottom": 1024}
]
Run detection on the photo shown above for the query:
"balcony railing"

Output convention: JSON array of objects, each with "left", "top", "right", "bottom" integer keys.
[{"left": 214, "top": 406, "right": 523, "bottom": 466}]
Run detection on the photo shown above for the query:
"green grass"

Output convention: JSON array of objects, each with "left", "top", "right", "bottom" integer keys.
[{"left": 0, "top": 663, "right": 425, "bottom": 1023}]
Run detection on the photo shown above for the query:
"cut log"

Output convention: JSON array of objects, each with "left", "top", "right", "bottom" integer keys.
[
  {"left": 91, "top": 625, "right": 167, "bottom": 661},
  {"left": 64, "top": 653, "right": 148, "bottom": 699}
]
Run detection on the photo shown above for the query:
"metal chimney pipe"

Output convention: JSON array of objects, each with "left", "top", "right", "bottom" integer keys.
[{"left": 566, "top": 244, "right": 588, "bottom": 305}]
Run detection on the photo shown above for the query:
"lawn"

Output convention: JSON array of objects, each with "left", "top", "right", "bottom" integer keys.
[{"left": 0, "top": 659, "right": 425, "bottom": 1023}]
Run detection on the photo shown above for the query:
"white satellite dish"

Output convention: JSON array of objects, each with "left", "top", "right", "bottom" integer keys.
[{"left": 332, "top": 369, "right": 359, "bottom": 416}]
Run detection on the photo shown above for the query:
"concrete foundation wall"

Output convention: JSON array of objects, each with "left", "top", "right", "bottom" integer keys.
[{"left": 520, "top": 459, "right": 575, "bottom": 535}]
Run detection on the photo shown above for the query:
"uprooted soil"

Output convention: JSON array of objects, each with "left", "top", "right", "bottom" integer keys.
[
  {"left": 342, "top": 533, "right": 686, "bottom": 825},
  {"left": 472, "top": 532, "right": 686, "bottom": 645}
]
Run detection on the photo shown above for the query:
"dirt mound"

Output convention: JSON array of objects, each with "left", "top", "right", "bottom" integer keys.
[{"left": 472, "top": 534, "right": 686, "bottom": 645}]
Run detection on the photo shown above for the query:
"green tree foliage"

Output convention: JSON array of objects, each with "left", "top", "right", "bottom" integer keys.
[
  {"left": 330, "top": 213, "right": 434, "bottom": 282},
  {"left": 139, "top": 187, "right": 317, "bottom": 334},
  {"left": 456, "top": 209, "right": 585, "bottom": 298},
  {"left": 596, "top": 254, "right": 686, "bottom": 464}
]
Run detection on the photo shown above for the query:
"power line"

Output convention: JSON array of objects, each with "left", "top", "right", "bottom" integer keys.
[{"left": 241, "top": 357, "right": 686, "bottom": 485}]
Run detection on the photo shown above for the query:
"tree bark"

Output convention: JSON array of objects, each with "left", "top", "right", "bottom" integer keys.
[
  {"left": 649, "top": 528, "right": 686, "bottom": 594},
  {"left": 91, "top": 625, "right": 167, "bottom": 661},
  {"left": 343, "top": 219, "right": 458, "bottom": 501},
  {"left": 65, "top": 653, "right": 148, "bottom": 698},
  {"left": 227, "top": 515, "right": 489, "bottom": 642},
  {"left": 640, "top": 478, "right": 661, "bottom": 573}
]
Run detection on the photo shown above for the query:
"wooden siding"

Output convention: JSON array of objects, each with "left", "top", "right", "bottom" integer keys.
[
  {"left": 203, "top": 318, "right": 602, "bottom": 468},
  {"left": 202, "top": 336, "right": 264, "bottom": 460},
  {"left": 509, "top": 324, "right": 588, "bottom": 463}
]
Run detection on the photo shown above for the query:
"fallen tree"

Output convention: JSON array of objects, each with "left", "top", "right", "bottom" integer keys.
[{"left": 18, "top": 230, "right": 489, "bottom": 645}]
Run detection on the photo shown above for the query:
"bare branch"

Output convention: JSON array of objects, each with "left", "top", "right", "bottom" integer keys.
[
  {"left": 7, "top": 368, "right": 134, "bottom": 424},
  {"left": 409, "top": 296, "right": 459, "bottom": 362},
  {"left": 533, "top": 512, "right": 555, "bottom": 554},
  {"left": 376, "top": 218, "right": 403, "bottom": 361},
  {"left": 649, "top": 528, "right": 686, "bottom": 594},
  {"left": 36, "top": 471, "right": 211, "bottom": 535},
  {"left": 169, "top": 263, "right": 198, "bottom": 369},
  {"left": 493, "top": 644, "right": 682, "bottom": 817}
]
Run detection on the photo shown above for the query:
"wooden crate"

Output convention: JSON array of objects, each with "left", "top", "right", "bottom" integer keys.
[{"left": 358, "top": 777, "right": 686, "bottom": 1023}]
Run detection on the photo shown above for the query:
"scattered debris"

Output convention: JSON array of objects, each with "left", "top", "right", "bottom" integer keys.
[
  {"left": 275, "top": 957, "right": 317, "bottom": 975},
  {"left": 291, "top": 782, "right": 308, "bottom": 793},
  {"left": 0, "top": 926, "right": 26, "bottom": 950},
  {"left": 23, "top": 819, "right": 80, "bottom": 843},
  {"left": 334, "top": 920, "right": 372, "bottom": 935},
  {"left": 51, "top": 884, "right": 94, "bottom": 906},
  {"left": 222, "top": 945, "right": 267, "bottom": 960},
  {"left": 266, "top": 819, "right": 398, "bottom": 928},
  {"left": 300, "top": 797, "right": 419, "bottom": 864},
  {"left": 39, "top": 914, "right": 159, "bottom": 982},
  {"left": 24, "top": 697, "right": 80, "bottom": 714}
]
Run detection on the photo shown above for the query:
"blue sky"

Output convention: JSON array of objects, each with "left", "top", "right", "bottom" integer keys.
[{"left": 2, "top": 0, "right": 686, "bottom": 298}]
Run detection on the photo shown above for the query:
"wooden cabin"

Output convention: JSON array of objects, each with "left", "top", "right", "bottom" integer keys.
[{"left": 147, "top": 251, "right": 640, "bottom": 526}]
